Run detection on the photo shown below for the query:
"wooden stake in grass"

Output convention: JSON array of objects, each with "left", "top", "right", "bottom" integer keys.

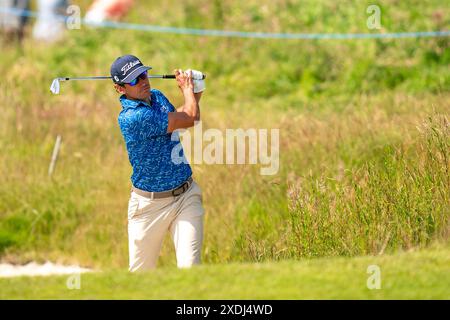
[{"left": 48, "top": 135, "right": 62, "bottom": 177}]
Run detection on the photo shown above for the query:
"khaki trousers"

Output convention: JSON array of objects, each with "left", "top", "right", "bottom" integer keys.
[{"left": 127, "top": 181, "right": 204, "bottom": 271}]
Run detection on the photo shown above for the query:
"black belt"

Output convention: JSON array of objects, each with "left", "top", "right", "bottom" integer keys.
[{"left": 132, "top": 177, "right": 193, "bottom": 199}]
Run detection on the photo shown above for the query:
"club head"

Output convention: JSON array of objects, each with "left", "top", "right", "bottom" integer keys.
[{"left": 50, "top": 78, "right": 61, "bottom": 95}]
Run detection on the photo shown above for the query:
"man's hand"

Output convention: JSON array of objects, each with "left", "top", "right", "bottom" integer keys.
[
  {"left": 174, "top": 69, "right": 194, "bottom": 93},
  {"left": 167, "top": 69, "right": 199, "bottom": 133},
  {"left": 190, "top": 69, "right": 206, "bottom": 93}
]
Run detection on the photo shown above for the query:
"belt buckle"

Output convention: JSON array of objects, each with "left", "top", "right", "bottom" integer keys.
[{"left": 171, "top": 182, "right": 188, "bottom": 197}]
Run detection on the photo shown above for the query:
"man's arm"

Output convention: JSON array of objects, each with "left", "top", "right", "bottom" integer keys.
[
  {"left": 167, "top": 69, "right": 200, "bottom": 133},
  {"left": 176, "top": 92, "right": 202, "bottom": 113}
]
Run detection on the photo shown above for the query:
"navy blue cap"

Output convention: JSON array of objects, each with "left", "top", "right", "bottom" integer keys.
[{"left": 110, "top": 55, "right": 152, "bottom": 84}]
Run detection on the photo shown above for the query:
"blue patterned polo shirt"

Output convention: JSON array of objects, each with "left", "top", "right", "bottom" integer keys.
[{"left": 118, "top": 89, "right": 192, "bottom": 192}]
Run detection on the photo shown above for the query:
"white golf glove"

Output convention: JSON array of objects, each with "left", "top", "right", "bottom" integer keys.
[{"left": 185, "top": 69, "right": 206, "bottom": 93}]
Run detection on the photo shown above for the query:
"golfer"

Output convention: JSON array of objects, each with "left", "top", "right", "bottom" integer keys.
[{"left": 111, "top": 55, "right": 205, "bottom": 271}]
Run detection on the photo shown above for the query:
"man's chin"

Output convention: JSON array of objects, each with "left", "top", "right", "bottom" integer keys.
[{"left": 138, "top": 92, "right": 151, "bottom": 102}]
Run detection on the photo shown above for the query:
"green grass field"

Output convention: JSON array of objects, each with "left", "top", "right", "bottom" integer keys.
[
  {"left": 1, "top": 244, "right": 449, "bottom": 299},
  {"left": 0, "top": 0, "right": 449, "bottom": 299}
]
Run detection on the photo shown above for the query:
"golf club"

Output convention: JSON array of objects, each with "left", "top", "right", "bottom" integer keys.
[{"left": 50, "top": 73, "right": 206, "bottom": 95}]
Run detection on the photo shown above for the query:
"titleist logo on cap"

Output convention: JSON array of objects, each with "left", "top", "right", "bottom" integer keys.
[{"left": 121, "top": 60, "right": 140, "bottom": 75}]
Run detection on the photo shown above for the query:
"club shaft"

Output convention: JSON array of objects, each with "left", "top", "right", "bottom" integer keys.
[
  {"left": 60, "top": 74, "right": 205, "bottom": 81},
  {"left": 61, "top": 76, "right": 111, "bottom": 81}
]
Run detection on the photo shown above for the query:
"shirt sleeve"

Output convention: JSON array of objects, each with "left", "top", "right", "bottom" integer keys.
[{"left": 132, "top": 107, "right": 168, "bottom": 139}]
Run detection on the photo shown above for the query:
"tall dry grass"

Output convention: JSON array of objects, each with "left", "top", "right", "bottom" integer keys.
[{"left": 0, "top": 0, "right": 448, "bottom": 268}]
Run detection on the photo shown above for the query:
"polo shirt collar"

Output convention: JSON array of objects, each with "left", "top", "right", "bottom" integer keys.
[{"left": 119, "top": 92, "right": 153, "bottom": 109}]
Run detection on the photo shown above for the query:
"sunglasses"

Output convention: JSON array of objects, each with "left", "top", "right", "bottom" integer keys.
[{"left": 128, "top": 71, "right": 148, "bottom": 86}]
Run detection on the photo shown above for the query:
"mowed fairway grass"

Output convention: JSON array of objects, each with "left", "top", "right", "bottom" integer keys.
[{"left": 1, "top": 244, "right": 448, "bottom": 299}]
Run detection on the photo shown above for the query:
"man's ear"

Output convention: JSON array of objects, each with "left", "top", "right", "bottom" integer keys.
[{"left": 114, "top": 84, "right": 126, "bottom": 94}]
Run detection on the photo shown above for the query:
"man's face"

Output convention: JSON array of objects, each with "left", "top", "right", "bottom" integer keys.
[{"left": 116, "top": 71, "right": 151, "bottom": 101}]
